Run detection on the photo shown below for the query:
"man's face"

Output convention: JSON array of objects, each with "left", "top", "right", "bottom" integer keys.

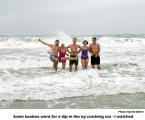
[
  {"left": 92, "top": 39, "right": 96, "bottom": 44},
  {"left": 73, "top": 39, "right": 77, "bottom": 44},
  {"left": 55, "top": 41, "right": 59, "bottom": 46}
]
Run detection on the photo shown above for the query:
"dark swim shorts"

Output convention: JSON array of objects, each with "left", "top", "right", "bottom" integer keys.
[
  {"left": 69, "top": 55, "right": 78, "bottom": 65},
  {"left": 91, "top": 55, "right": 100, "bottom": 65}
]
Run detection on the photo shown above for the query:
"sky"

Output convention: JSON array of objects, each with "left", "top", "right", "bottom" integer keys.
[{"left": 0, "top": 0, "right": 145, "bottom": 35}]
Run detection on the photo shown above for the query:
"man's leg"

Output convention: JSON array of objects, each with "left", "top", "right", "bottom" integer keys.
[
  {"left": 53, "top": 58, "right": 58, "bottom": 71},
  {"left": 92, "top": 64, "right": 95, "bottom": 68},
  {"left": 69, "top": 59, "right": 73, "bottom": 71},
  {"left": 75, "top": 65, "right": 78, "bottom": 71},
  {"left": 91, "top": 56, "right": 95, "bottom": 69},
  {"left": 69, "top": 64, "right": 72, "bottom": 71},
  {"left": 75, "top": 58, "right": 78, "bottom": 71},
  {"left": 50, "top": 55, "right": 57, "bottom": 71},
  {"left": 97, "top": 64, "right": 100, "bottom": 70},
  {"left": 96, "top": 55, "right": 100, "bottom": 70}
]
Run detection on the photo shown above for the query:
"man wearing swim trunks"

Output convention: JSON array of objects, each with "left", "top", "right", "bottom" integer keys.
[
  {"left": 89, "top": 37, "right": 101, "bottom": 70},
  {"left": 38, "top": 39, "right": 60, "bottom": 71},
  {"left": 67, "top": 38, "right": 81, "bottom": 71}
]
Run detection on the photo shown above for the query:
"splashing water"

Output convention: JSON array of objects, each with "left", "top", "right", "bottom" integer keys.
[{"left": 0, "top": 32, "right": 145, "bottom": 108}]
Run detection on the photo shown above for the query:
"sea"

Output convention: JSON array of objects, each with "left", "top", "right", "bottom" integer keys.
[{"left": 0, "top": 32, "right": 145, "bottom": 109}]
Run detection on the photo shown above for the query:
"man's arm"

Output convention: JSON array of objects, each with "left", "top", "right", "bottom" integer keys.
[
  {"left": 77, "top": 45, "right": 81, "bottom": 53},
  {"left": 48, "top": 51, "right": 51, "bottom": 54},
  {"left": 66, "top": 44, "right": 70, "bottom": 48},
  {"left": 58, "top": 46, "right": 61, "bottom": 52},
  {"left": 66, "top": 47, "right": 71, "bottom": 54},
  {"left": 88, "top": 44, "right": 92, "bottom": 53},
  {"left": 98, "top": 44, "right": 100, "bottom": 54},
  {"left": 38, "top": 39, "right": 52, "bottom": 47},
  {"left": 66, "top": 45, "right": 71, "bottom": 54}
]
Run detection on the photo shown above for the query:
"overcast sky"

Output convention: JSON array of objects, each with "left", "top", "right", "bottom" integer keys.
[{"left": 0, "top": 0, "right": 145, "bottom": 35}]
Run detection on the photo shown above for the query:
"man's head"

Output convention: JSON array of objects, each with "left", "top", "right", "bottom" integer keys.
[
  {"left": 55, "top": 40, "right": 59, "bottom": 46},
  {"left": 72, "top": 38, "right": 77, "bottom": 44},
  {"left": 92, "top": 37, "right": 96, "bottom": 44}
]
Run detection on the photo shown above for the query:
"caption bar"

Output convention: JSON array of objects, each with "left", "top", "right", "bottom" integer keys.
[{"left": 0, "top": 109, "right": 144, "bottom": 120}]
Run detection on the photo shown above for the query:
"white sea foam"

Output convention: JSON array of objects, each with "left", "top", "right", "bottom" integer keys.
[
  {"left": 0, "top": 33, "right": 145, "bottom": 49},
  {"left": 0, "top": 69, "right": 145, "bottom": 101}
]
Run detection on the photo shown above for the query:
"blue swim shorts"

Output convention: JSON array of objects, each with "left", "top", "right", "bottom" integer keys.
[{"left": 50, "top": 55, "right": 58, "bottom": 62}]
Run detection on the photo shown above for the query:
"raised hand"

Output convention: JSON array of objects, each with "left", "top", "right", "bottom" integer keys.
[{"left": 38, "top": 38, "right": 41, "bottom": 42}]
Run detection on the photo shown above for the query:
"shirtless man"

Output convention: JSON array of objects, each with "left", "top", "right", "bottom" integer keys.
[
  {"left": 38, "top": 39, "right": 60, "bottom": 71},
  {"left": 89, "top": 37, "right": 101, "bottom": 70},
  {"left": 67, "top": 38, "right": 81, "bottom": 71}
]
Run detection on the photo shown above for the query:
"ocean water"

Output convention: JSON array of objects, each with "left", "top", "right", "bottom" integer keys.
[{"left": 0, "top": 32, "right": 145, "bottom": 109}]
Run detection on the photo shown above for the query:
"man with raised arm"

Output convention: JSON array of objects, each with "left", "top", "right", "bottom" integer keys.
[
  {"left": 67, "top": 38, "right": 81, "bottom": 71},
  {"left": 89, "top": 37, "right": 101, "bottom": 70},
  {"left": 38, "top": 39, "right": 60, "bottom": 71}
]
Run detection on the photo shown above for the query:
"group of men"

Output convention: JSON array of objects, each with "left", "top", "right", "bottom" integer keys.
[{"left": 38, "top": 37, "right": 100, "bottom": 71}]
